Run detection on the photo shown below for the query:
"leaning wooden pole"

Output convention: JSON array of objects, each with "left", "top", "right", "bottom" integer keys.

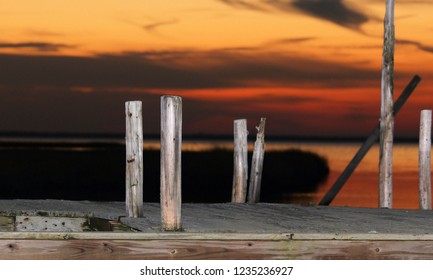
[
  {"left": 125, "top": 101, "right": 144, "bottom": 218},
  {"left": 232, "top": 119, "right": 248, "bottom": 203},
  {"left": 319, "top": 75, "right": 421, "bottom": 206},
  {"left": 248, "top": 118, "right": 266, "bottom": 203},
  {"left": 379, "top": 0, "right": 395, "bottom": 208},
  {"left": 419, "top": 109, "right": 432, "bottom": 210},
  {"left": 160, "top": 95, "right": 182, "bottom": 231}
]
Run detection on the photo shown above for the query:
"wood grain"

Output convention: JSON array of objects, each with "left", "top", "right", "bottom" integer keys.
[
  {"left": 160, "top": 96, "right": 182, "bottom": 231},
  {"left": 419, "top": 109, "right": 432, "bottom": 210},
  {"left": 232, "top": 119, "right": 248, "bottom": 203},
  {"left": 2, "top": 239, "right": 433, "bottom": 260},
  {"left": 248, "top": 117, "right": 266, "bottom": 203},
  {"left": 125, "top": 101, "right": 144, "bottom": 217},
  {"left": 379, "top": 0, "right": 395, "bottom": 208}
]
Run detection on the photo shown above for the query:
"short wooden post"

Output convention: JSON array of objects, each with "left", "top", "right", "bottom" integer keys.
[
  {"left": 160, "top": 95, "right": 182, "bottom": 231},
  {"left": 232, "top": 119, "right": 248, "bottom": 203},
  {"left": 125, "top": 101, "right": 144, "bottom": 218},
  {"left": 379, "top": 0, "right": 395, "bottom": 208},
  {"left": 248, "top": 118, "right": 266, "bottom": 203},
  {"left": 419, "top": 109, "right": 432, "bottom": 210}
]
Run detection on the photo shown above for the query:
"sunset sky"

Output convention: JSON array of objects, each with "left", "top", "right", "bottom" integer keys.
[{"left": 1, "top": 0, "right": 433, "bottom": 138}]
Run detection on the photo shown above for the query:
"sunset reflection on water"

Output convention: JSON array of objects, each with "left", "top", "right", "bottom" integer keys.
[{"left": 172, "top": 140, "right": 424, "bottom": 209}]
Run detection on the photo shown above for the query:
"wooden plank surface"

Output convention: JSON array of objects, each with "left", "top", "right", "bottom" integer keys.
[
  {"left": 2, "top": 239, "right": 433, "bottom": 259},
  {"left": 2, "top": 200, "right": 433, "bottom": 259},
  {"left": 2, "top": 200, "right": 433, "bottom": 235}
]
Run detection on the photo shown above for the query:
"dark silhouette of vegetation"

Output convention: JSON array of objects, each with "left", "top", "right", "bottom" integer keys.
[{"left": 0, "top": 144, "right": 329, "bottom": 203}]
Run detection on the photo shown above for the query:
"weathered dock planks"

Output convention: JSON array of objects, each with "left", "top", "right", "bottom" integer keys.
[{"left": 1, "top": 200, "right": 433, "bottom": 259}]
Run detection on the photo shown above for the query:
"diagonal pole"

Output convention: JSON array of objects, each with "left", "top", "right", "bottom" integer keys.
[{"left": 319, "top": 75, "right": 421, "bottom": 206}]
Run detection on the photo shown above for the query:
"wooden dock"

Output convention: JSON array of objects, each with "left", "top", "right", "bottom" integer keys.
[{"left": 1, "top": 200, "right": 433, "bottom": 259}]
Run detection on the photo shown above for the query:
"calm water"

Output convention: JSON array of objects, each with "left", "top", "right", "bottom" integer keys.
[
  {"left": 0, "top": 137, "right": 425, "bottom": 209},
  {"left": 175, "top": 140, "right": 423, "bottom": 209}
]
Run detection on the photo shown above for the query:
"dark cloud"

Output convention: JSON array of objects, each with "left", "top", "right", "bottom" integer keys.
[
  {"left": 0, "top": 48, "right": 383, "bottom": 90},
  {"left": 218, "top": 0, "right": 371, "bottom": 31},
  {"left": 0, "top": 84, "right": 325, "bottom": 135},
  {"left": 0, "top": 86, "right": 160, "bottom": 134},
  {"left": 0, "top": 41, "right": 72, "bottom": 52},
  {"left": 397, "top": 39, "right": 433, "bottom": 54},
  {"left": 0, "top": 48, "right": 387, "bottom": 136},
  {"left": 289, "top": 0, "right": 369, "bottom": 31}
]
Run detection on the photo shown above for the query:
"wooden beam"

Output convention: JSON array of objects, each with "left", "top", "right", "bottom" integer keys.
[{"left": 2, "top": 239, "right": 433, "bottom": 259}]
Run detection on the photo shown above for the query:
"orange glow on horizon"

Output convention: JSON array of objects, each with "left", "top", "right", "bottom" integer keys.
[{"left": 1, "top": 1, "right": 433, "bottom": 137}]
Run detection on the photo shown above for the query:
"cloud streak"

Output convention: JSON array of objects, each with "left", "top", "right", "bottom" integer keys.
[
  {"left": 397, "top": 39, "right": 433, "bottom": 54},
  {"left": 0, "top": 46, "right": 416, "bottom": 136},
  {"left": 143, "top": 18, "right": 179, "bottom": 33},
  {"left": 0, "top": 41, "right": 72, "bottom": 52},
  {"left": 0, "top": 47, "right": 383, "bottom": 90},
  {"left": 218, "top": 0, "right": 371, "bottom": 31},
  {"left": 289, "top": 0, "right": 369, "bottom": 31},
  {"left": 218, "top": 0, "right": 270, "bottom": 11}
]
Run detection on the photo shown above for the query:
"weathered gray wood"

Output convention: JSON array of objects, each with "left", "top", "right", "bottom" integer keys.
[
  {"left": 5, "top": 200, "right": 433, "bottom": 236},
  {"left": 125, "top": 101, "right": 143, "bottom": 217},
  {"left": 379, "top": 0, "right": 395, "bottom": 208},
  {"left": 160, "top": 96, "right": 182, "bottom": 231},
  {"left": 419, "top": 110, "right": 432, "bottom": 210},
  {"left": 319, "top": 75, "right": 421, "bottom": 205},
  {"left": 232, "top": 119, "right": 248, "bottom": 203},
  {"left": 4, "top": 200, "right": 433, "bottom": 259},
  {"left": 0, "top": 216, "right": 13, "bottom": 232},
  {"left": 248, "top": 118, "right": 266, "bottom": 203}
]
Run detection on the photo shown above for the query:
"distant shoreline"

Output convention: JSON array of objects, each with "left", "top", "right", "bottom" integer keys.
[
  {"left": 0, "top": 146, "right": 329, "bottom": 203},
  {"left": 0, "top": 131, "right": 420, "bottom": 144}
]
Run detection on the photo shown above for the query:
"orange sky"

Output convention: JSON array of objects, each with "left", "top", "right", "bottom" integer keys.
[{"left": 0, "top": 0, "right": 433, "bottom": 137}]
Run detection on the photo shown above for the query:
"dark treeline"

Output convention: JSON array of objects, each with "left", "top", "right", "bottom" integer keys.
[{"left": 0, "top": 144, "right": 329, "bottom": 203}]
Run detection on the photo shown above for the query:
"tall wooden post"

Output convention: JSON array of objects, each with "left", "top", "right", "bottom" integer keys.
[
  {"left": 248, "top": 118, "right": 266, "bottom": 203},
  {"left": 379, "top": 0, "right": 395, "bottom": 208},
  {"left": 232, "top": 119, "right": 248, "bottom": 203},
  {"left": 125, "top": 101, "right": 144, "bottom": 218},
  {"left": 160, "top": 95, "right": 182, "bottom": 231},
  {"left": 319, "top": 76, "right": 421, "bottom": 206},
  {"left": 419, "top": 110, "right": 432, "bottom": 210}
]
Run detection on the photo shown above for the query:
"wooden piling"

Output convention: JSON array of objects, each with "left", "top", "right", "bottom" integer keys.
[
  {"left": 232, "top": 119, "right": 248, "bottom": 203},
  {"left": 160, "top": 95, "right": 182, "bottom": 231},
  {"left": 248, "top": 118, "right": 266, "bottom": 203},
  {"left": 379, "top": 0, "right": 395, "bottom": 208},
  {"left": 125, "top": 101, "right": 144, "bottom": 218},
  {"left": 419, "top": 109, "right": 432, "bottom": 210}
]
